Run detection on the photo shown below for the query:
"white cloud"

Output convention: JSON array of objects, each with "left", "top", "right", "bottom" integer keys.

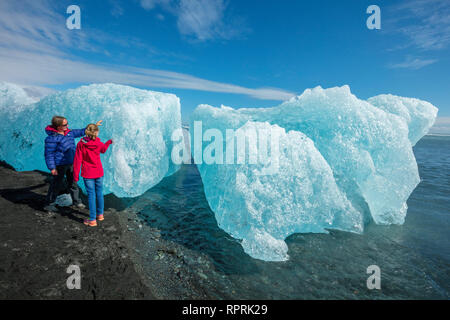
[
  {"left": 0, "top": 0, "right": 293, "bottom": 101},
  {"left": 140, "top": 0, "right": 248, "bottom": 41},
  {"left": 22, "top": 85, "right": 57, "bottom": 99},
  {"left": 0, "top": 0, "right": 156, "bottom": 57},
  {"left": 177, "top": 0, "right": 226, "bottom": 40},
  {"left": 389, "top": 0, "right": 450, "bottom": 50},
  {"left": 389, "top": 57, "right": 438, "bottom": 70},
  {"left": 140, "top": 0, "right": 172, "bottom": 11},
  {"left": 109, "top": 0, "right": 124, "bottom": 17},
  {"left": 0, "top": 49, "right": 294, "bottom": 100},
  {"left": 429, "top": 117, "right": 450, "bottom": 135}
]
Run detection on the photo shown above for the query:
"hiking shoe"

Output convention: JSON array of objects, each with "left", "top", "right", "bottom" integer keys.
[
  {"left": 74, "top": 202, "right": 86, "bottom": 209},
  {"left": 84, "top": 219, "right": 97, "bottom": 227},
  {"left": 44, "top": 203, "right": 58, "bottom": 212},
  {"left": 97, "top": 214, "right": 104, "bottom": 221}
]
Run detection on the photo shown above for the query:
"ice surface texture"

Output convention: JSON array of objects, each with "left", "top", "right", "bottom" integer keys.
[
  {"left": 191, "top": 85, "right": 438, "bottom": 261},
  {"left": 368, "top": 94, "right": 438, "bottom": 146},
  {"left": 0, "top": 82, "right": 182, "bottom": 197},
  {"left": 0, "top": 82, "right": 38, "bottom": 111}
]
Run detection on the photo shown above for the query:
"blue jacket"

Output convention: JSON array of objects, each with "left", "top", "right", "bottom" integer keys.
[{"left": 44, "top": 125, "right": 86, "bottom": 170}]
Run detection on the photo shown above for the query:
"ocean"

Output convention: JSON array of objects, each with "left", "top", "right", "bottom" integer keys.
[{"left": 126, "top": 135, "right": 450, "bottom": 299}]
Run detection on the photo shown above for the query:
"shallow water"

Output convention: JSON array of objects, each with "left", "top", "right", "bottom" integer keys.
[{"left": 127, "top": 135, "right": 450, "bottom": 299}]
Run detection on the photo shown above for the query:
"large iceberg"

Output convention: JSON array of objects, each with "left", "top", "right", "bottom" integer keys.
[
  {"left": 191, "top": 85, "right": 438, "bottom": 261},
  {"left": 0, "top": 82, "right": 182, "bottom": 197}
]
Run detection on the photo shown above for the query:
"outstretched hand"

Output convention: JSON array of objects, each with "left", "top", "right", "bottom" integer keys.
[{"left": 96, "top": 120, "right": 103, "bottom": 126}]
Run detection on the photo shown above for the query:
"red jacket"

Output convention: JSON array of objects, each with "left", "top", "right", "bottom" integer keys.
[{"left": 73, "top": 136, "right": 112, "bottom": 182}]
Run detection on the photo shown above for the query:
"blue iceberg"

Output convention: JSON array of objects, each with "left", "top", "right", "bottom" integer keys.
[
  {"left": 191, "top": 85, "right": 438, "bottom": 261},
  {"left": 0, "top": 81, "right": 439, "bottom": 262},
  {"left": 0, "top": 82, "right": 182, "bottom": 197},
  {"left": 368, "top": 94, "right": 438, "bottom": 146}
]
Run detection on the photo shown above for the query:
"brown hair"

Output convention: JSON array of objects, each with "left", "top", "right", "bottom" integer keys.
[
  {"left": 51, "top": 116, "right": 66, "bottom": 128},
  {"left": 85, "top": 124, "right": 99, "bottom": 140}
]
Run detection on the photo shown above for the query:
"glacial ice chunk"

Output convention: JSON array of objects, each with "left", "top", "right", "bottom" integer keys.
[
  {"left": 54, "top": 194, "right": 73, "bottom": 207},
  {"left": 0, "top": 83, "right": 182, "bottom": 197},
  {"left": 0, "top": 82, "right": 38, "bottom": 112},
  {"left": 368, "top": 94, "right": 438, "bottom": 145},
  {"left": 193, "top": 121, "right": 363, "bottom": 261},
  {"left": 191, "top": 85, "right": 438, "bottom": 261}
]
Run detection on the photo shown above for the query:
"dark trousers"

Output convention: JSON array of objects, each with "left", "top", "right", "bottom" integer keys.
[{"left": 46, "top": 164, "right": 80, "bottom": 205}]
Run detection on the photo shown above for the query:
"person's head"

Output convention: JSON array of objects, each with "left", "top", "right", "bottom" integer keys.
[
  {"left": 51, "top": 116, "right": 68, "bottom": 132},
  {"left": 85, "top": 124, "right": 99, "bottom": 140}
]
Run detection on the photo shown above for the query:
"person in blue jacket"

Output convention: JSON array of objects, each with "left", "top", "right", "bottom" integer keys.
[{"left": 44, "top": 115, "right": 102, "bottom": 212}]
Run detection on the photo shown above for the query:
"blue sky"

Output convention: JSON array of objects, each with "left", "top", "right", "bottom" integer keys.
[{"left": 0, "top": 0, "right": 449, "bottom": 123}]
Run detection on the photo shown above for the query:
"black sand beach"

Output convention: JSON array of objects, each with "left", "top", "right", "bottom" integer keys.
[{"left": 0, "top": 162, "right": 222, "bottom": 299}]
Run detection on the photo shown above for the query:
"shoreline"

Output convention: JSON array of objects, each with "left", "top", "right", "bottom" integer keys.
[
  {"left": 0, "top": 162, "right": 224, "bottom": 299},
  {"left": 4, "top": 160, "right": 447, "bottom": 300},
  {"left": 115, "top": 200, "right": 236, "bottom": 299}
]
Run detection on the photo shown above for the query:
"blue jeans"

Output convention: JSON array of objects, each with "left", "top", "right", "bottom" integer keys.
[{"left": 83, "top": 177, "right": 104, "bottom": 221}]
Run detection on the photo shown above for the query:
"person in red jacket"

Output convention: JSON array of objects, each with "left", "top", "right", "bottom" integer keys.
[{"left": 73, "top": 123, "right": 113, "bottom": 227}]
